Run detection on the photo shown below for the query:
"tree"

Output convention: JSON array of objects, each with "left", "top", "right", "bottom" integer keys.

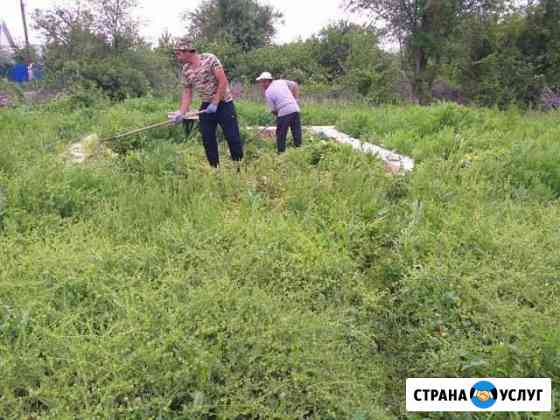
[
  {"left": 184, "top": 0, "right": 283, "bottom": 52},
  {"left": 447, "top": 2, "right": 546, "bottom": 107},
  {"left": 520, "top": 0, "right": 560, "bottom": 87},
  {"left": 33, "top": 2, "right": 106, "bottom": 88},
  {"left": 312, "top": 21, "right": 381, "bottom": 81},
  {"left": 311, "top": 21, "right": 398, "bottom": 101},
  {"left": 156, "top": 30, "right": 175, "bottom": 51},
  {"left": 238, "top": 40, "right": 324, "bottom": 83},
  {"left": 444, "top": 0, "right": 560, "bottom": 107},
  {"left": 33, "top": 0, "right": 174, "bottom": 99},
  {"left": 32, "top": 1, "right": 102, "bottom": 61},
  {"left": 33, "top": 0, "right": 142, "bottom": 56},
  {"left": 345, "top": 0, "right": 507, "bottom": 103},
  {"left": 91, "top": 0, "right": 142, "bottom": 51}
]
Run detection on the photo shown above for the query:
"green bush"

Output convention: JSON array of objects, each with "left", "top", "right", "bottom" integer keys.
[
  {"left": 81, "top": 58, "right": 150, "bottom": 101},
  {"left": 238, "top": 41, "right": 326, "bottom": 84}
]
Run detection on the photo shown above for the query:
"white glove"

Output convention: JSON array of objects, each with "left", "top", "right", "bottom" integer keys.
[
  {"left": 167, "top": 111, "right": 184, "bottom": 124},
  {"left": 205, "top": 103, "right": 218, "bottom": 114}
]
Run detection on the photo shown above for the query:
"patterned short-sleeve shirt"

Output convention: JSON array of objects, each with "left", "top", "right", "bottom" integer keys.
[{"left": 181, "top": 53, "right": 233, "bottom": 103}]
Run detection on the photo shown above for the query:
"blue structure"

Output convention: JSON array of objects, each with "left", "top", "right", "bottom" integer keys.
[
  {"left": 6, "top": 63, "right": 44, "bottom": 83},
  {"left": 7, "top": 63, "right": 28, "bottom": 83}
]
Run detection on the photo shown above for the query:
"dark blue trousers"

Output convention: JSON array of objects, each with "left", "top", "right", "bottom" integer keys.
[
  {"left": 199, "top": 101, "right": 244, "bottom": 167},
  {"left": 276, "top": 112, "right": 302, "bottom": 153}
]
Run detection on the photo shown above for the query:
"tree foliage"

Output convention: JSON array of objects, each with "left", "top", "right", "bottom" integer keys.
[
  {"left": 91, "top": 0, "right": 143, "bottom": 51},
  {"left": 25, "top": 0, "right": 560, "bottom": 108},
  {"left": 345, "top": 0, "right": 508, "bottom": 102},
  {"left": 32, "top": 1, "right": 103, "bottom": 62},
  {"left": 33, "top": 0, "right": 142, "bottom": 54},
  {"left": 238, "top": 40, "right": 324, "bottom": 83},
  {"left": 313, "top": 21, "right": 374, "bottom": 81},
  {"left": 520, "top": 0, "right": 560, "bottom": 86},
  {"left": 184, "top": 0, "right": 283, "bottom": 52},
  {"left": 187, "top": 20, "right": 398, "bottom": 102},
  {"left": 32, "top": 0, "right": 175, "bottom": 99},
  {"left": 449, "top": 0, "right": 560, "bottom": 107},
  {"left": 311, "top": 21, "right": 399, "bottom": 102}
]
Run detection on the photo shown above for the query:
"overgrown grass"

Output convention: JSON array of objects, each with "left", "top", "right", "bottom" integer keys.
[{"left": 0, "top": 96, "right": 558, "bottom": 418}]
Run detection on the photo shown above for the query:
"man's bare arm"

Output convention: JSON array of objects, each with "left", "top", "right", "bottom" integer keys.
[
  {"left": 180, "top": 87, "right": 193, "bottom": 115},
  {"left": 290, "top": 82, "right": 300, "bottom": 99},
  {"left": 212, "top": 66, "right": 229, "bottom": 104}
]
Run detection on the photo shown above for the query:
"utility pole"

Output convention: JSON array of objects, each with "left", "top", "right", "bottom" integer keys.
[{"left": 20, "top": 0, "right": 31, "bottom": 61}]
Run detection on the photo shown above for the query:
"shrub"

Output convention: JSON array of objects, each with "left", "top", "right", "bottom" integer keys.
[{"left": 81, "top": 57, "right": 151, "bottom": 101}]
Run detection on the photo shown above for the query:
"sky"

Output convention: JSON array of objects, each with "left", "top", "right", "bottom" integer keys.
[{"left": 1, "top": 0, "right": 365, "bottom": 47}]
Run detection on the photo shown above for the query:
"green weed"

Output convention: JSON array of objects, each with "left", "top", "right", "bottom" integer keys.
[{"left": 0, "top": 98, "right": 558, "bottom": 419}]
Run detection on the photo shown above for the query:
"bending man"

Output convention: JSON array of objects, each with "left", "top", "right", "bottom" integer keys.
[
  {"left": 169, "top": 38, "right": 243, "bottom": 167},
  {"left": 256, "top": 72, "right": 302, "bottom": 153}
]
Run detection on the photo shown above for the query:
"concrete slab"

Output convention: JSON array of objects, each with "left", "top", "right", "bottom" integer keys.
[{"left": 248, "top": 125, "right": 415, "bottom": 173}]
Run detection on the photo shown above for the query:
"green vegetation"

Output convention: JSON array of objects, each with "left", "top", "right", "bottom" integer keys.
[
  {"left": 12, "top": 0, "right": 556, "bottom": 107},
  {"left": 0, "top": 96, "right": 558, "bottom": 418},
  {"left": 31, "top": 0, "right": 178, "bottom": 100}
]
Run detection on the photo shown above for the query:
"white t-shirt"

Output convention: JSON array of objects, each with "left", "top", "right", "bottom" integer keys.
[{"left": 265, "top": 80, "right": 300, "bottom": 117}]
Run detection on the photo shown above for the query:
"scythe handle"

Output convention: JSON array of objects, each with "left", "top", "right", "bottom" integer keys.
[{"left": 101, "top": 112, "right": 201, "bottom": 143}]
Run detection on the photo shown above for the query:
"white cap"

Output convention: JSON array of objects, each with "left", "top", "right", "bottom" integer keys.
[{"left": 256, "top": 72, "right": 273, "bottom": 81}]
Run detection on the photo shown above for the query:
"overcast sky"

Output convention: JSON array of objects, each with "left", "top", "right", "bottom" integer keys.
[{"left": 2, "top": 0, "right": 365, "bottom": 47}]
